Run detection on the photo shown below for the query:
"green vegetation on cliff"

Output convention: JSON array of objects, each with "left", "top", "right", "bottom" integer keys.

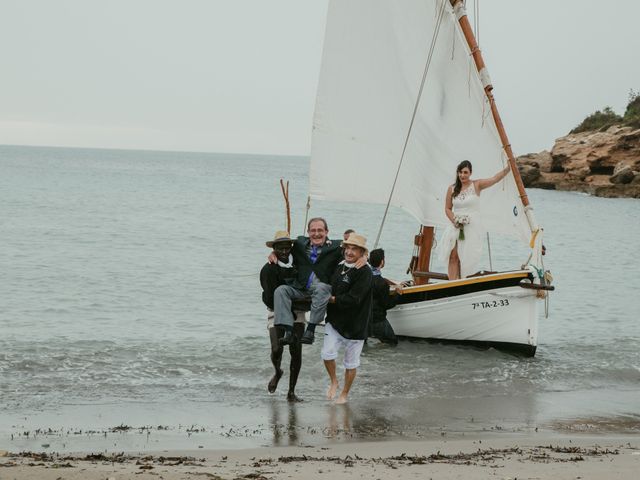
[
  {"left": 571, "top": 90, "right": 640, "bottom": 133},
  {"left": 623, "top": 91, "right": 640, "bottom": 129}
]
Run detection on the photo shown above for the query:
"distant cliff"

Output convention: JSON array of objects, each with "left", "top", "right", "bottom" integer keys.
[{"left": 516, "top": 125, "right": 640, "bottom": 198}]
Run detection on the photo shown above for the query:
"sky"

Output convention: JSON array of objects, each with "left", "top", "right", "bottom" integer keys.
[{"left": 1, "top": 0, "right": 639, "bottom": 156}]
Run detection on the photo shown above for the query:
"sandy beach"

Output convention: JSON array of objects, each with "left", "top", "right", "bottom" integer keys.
[{"left": 2, "top": 433, "right": 638, "bottom": 479}]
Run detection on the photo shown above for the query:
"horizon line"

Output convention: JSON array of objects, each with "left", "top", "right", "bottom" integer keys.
[{"left": 0, "top": 143, "right": 310, "bottom": 159}]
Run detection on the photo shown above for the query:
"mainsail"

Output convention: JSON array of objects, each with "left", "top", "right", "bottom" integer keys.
[{"left": 310, "top": 0, "right": 531, "bottom": 243}]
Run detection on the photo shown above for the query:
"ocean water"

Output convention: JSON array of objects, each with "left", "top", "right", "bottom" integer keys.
[{"left": 1, "top": 145, "right": 639, "bottom": 451}]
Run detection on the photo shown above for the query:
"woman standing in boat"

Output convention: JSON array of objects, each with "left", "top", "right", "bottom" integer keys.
[{"left": 439, "top": 160, "right": 511, "bottom": 280}]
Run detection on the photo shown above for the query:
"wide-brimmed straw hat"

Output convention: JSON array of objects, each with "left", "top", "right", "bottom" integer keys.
[
  {"left": 341, "top": 233, "right": 368, "bottom": 254},
  {"left": 266, "top": 230, "right": 294, "bottom": 248}
]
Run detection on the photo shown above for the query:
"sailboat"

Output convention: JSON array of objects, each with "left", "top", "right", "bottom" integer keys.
[{"left": 308, "top": 0, "right": 553, "bottom": 356}]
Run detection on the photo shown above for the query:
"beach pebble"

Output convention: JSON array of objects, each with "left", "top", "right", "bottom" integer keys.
[{"left": 0, "top": 450, "right": 8, "bottom": 457}]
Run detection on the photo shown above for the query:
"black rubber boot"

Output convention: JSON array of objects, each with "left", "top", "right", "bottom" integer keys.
[
  {"left": 300, "top": 328, "right": 315, "bottom": 345},
  {"left": 279, "top": 329, "right": 294, "bottom": 346}
]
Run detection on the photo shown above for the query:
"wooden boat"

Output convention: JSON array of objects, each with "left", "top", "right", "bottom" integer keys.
[
  {"left": 391, "top": 270, "right": 550, "bottom": 356},
  {"left": 307, "top": 0, "right": 553, "bottom": 356}
]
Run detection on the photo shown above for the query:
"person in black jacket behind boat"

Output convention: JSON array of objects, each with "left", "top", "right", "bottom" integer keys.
[
  {"left": 368, "top": 248, "right": 399, "bottom": 346},
  {"left": 260, "top": 231, "right": 305, "bottom": 402},
  {"left": 321, "top": 233, "right": 372, "bottom": 404}
]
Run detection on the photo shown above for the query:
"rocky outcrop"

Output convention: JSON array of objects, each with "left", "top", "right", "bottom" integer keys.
[
  {"left": 610, "top": 164, "right": 635, "bottom": 184},
  {"left": 516, "top": 126, "right": 640, "bottom": 198}
]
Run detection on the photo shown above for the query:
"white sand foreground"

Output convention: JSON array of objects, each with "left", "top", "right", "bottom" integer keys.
[{"left": 1, "top": 434, "right": 638, "bottom": 479}]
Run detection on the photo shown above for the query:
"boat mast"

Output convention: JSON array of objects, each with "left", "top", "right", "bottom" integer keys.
[
  {"left": 450, "top": 0, "right": 529, "bottom": 207},
  {"left": 410, "top": 225, "right": 436, "bottom": 286}
]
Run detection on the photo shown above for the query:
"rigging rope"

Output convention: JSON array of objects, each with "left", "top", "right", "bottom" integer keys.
[
  {"left": 476, "top": 0, "right": 480, "bottom": 46},
  {"left": 541, "top": 252, "right": 550, "bottom": 317},
  {"left": 373, "top": 0, "right": 448, "bottom": 248},
  {"left": 472, "top": 0, "right": 480, "bottom": 45}
]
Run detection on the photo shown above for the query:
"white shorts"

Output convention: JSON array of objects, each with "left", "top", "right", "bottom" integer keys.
[
  {"left": 321, "top": 322, "right": 364, "bottom": 370},
  {"left": 267, "top": 309, "right": 306, "bottom": 329}
]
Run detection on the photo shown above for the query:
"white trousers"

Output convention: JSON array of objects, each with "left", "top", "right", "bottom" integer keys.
[{"left": 321, "top": 322, "right": 364, "bottom": 370}]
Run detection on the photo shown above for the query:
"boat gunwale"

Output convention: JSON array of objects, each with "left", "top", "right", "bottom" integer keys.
[{"left": 395, "top": 270, "right": 532, "bottom": 295}]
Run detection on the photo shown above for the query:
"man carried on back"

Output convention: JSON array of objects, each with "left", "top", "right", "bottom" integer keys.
[{"left": 273, "top": 218, "right": 344, "bottom": 346}]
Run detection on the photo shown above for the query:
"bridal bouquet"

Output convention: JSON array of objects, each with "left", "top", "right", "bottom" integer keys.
[{"left": 454, "top": 215, "right": 470, "bottom": 240}]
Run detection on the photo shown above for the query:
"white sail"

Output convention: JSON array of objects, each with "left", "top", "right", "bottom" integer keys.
[{"left": 310, "top": 0, "right": 531, "bottom": 243}]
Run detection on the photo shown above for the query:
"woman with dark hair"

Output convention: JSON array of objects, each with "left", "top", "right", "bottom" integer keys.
[{"left": 438, "top": 161, "right": 511, "bottom": 280}]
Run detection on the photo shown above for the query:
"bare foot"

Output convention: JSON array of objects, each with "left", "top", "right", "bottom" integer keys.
[
  {"left": 268, "top": 369, "right": 283, "bottom": 393},
  {"left": 326, "top": 381, "right": 339, "bottom": 400},
  {"left": 287, "top": 392, "right": 303, "bottom": 403},
  {"left": 334, "top": 394, "right": 348, "bottom": 405}
]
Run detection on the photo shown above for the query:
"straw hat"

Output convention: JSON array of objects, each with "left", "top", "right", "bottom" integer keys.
[
  {"left": 266, "top": 230, "right": 294, "bottom": 248},
  {"left": 341, "top": 233, "right": 368, "bottom": 254}
]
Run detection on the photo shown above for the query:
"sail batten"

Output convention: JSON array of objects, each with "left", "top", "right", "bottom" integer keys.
[{"left": 310, "top": 0, "right": 531, "bottom": 243}]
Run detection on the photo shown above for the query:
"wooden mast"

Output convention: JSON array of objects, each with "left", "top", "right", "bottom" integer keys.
[
  {"left": 449, "top": 0, "right": 529, "bottom": 206},
  {"left": 410, "top": 226, "right": 435, "bottom": 286}
]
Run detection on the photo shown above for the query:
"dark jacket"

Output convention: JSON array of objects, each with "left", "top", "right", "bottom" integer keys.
[
  {"left": 369, "top": 273, "right": 399, "bottom": 345},
  {"left": 371, "top": 274, "right": 398, "bottom": 324},
  {"left": 326, "top": 262, "right": 372, "bottom": 340},
  {"left": 260, "top": 262, "right": 297, "bottom": 310},
  {"left": 291, "top": 236, "right": 343, "bottom": 288}
]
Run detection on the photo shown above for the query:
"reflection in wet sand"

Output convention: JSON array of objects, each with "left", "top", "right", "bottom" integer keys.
[
  {"left": 269, "top": 400, "right": 300, "bottom": 446},
  {"left": 266, "top": 391, "right": 541, "bottom": 447},
  {"left": 326, "top": 404, "right": 353, "bottom": 439}
]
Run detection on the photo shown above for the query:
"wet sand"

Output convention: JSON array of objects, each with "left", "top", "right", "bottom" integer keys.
[
  {"left": 2, "top": 433, "right": 639, "bottom": 479},
  {"left": 2, "top": 394, "right": 638, "bottom": 479}
]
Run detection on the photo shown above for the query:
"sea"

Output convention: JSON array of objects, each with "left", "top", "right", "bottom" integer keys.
[{"left": 1, "top": 144, "right": 639, "bottom": 452}]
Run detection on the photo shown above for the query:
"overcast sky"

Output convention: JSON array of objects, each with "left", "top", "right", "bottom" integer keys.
[{"left": 1, "top": 0, "right": 639, "bottom": 156}]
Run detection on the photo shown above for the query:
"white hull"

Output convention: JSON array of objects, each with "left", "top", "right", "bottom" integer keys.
[{"left": 388, "top": 285, "right": 539, "bottom": 355}]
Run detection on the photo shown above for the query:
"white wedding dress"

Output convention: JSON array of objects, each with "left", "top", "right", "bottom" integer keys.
[{"left": 438, "top": 182, "right": 484, "bottom": 278}]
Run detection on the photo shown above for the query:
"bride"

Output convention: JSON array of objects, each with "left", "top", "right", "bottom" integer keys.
[{"left": 439, "top": 160, "right": 511, "bottom": 280}]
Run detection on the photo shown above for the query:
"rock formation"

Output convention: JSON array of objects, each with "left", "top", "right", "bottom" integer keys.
[{"left": 516, "top": 126, "right": 640, "bottom": 198}]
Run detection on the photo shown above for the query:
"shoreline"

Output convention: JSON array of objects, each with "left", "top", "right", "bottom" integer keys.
[
  {"left": 3, "top": 392, "right": 639, "bottom": 453},
  {"left": 525, "top": 176, "right": 640, "bottom": 198},
  {"left": 2, "top": 432, "right": 638, "bottom": 479}
]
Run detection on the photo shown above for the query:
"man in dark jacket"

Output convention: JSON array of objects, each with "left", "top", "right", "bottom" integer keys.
[
  {"left": 321, "top": 233, "right": 372, "bottom": 404},
  {"left": 260, "top": 231, "right": 305, "bottom": 402},
  {"left": 273, "top": 218, "right": 344, "bottom": 346},
  {"left": 368, "top": 248, "right": 399, "bottom": 345}
]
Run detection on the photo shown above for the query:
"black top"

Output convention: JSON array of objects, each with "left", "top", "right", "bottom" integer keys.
[
  {"left": 326, "top": 262, "right": 372, "bottom": 340},
  {"left": 371, "top": 274, "right": 398, "bottom": 324},
  {"left": 259, "top": 262, "right": 297, "bottom": 310},
  {"left": 291, "top": 236, "right": 343, "bottom": 288}
]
